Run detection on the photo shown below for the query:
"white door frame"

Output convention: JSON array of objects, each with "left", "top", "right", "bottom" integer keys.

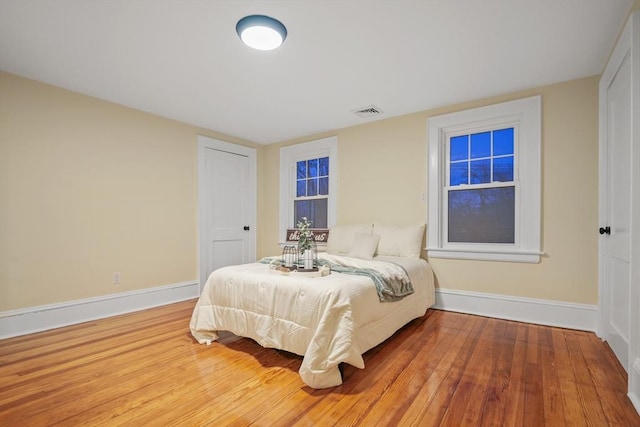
[
  {"left": 197, "top": 135, "right": 257, "bottom": 289},
  {"left": 597, "top": 10, "right": 639, "bottom": 414}
]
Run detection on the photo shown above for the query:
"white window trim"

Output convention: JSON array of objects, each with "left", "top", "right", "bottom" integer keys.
[
  {"left": 427, "top": 96, "right": 542, "bottom": 263},
  {"left": 279, "top": 136, "right": 338, "bottom": 246}
]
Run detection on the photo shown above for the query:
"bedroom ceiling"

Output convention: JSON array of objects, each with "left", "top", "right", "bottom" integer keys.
[{"left": 0, "top": 0, "right": 633, "bottom": 145}]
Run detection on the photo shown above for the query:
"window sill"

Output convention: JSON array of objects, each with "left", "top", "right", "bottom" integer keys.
[{"left": 426, "top": 247, "right": 542, "bottom": 263}]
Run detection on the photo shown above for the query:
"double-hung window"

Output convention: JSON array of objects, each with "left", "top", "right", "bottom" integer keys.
[
  {"left": 294, "top": 156, "right": 330, "bottom": 227},
  {"left": 279, "top": 137, "right": 337, "bottom": 243},
  {"left": 427, "top": 96, "right": 541, "bottom": 263}
]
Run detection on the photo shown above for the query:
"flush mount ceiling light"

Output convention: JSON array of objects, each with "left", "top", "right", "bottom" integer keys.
[{"left": 236, "top": 15, "right": 287, "bottom": 51}]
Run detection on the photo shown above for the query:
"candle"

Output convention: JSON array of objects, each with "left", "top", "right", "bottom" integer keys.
[{"left": 304, "top": 250, "right": 313, "bottom": 270}]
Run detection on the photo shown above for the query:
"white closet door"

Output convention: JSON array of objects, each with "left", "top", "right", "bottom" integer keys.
[
  {"left": 598, "top": 12, "right": 638, "bottom": 394},
  {"left": 198, "top": 136, "right": 256, "bottom": 291},
  {"left": 602, "top": 50, "right": 632, "bottom": 371}
]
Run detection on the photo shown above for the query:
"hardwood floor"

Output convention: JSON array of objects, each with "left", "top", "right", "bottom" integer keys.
[{"left": 1, "top": 300, "right": 638, "bottom": 426}]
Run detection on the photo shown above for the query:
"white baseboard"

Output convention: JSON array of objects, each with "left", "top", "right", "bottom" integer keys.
[
  {"left": 0, "top": 281, "right": 200, "bottom": 339},
  {"left": 434, "top": 288, "right": 597, "bottom": 332},
  {"left": 630, "top": 358, "right": 640, "bottom": 416}
]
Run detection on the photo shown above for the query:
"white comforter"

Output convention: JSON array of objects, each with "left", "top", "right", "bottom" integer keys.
[{"left": 189, "top": 253, "right": 435, "bottom": 388}]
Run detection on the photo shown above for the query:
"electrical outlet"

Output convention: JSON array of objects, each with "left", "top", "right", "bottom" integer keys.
[{"left": 113, "top": 272, "right": 121, "bottom": 284}]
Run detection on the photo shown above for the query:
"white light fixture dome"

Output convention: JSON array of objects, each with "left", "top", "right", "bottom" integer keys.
[{"left": 236, "top": 15, "right": 287, "bottom": 51}]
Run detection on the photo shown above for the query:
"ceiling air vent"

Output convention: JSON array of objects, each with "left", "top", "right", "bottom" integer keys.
[{"left": 352, "top": 105, "right": 384, "bottom": 118}]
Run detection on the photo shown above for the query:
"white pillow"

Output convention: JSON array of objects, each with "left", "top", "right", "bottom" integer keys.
[
  {"left": 374, "top": 223, "right": 425, "bottom": 258},
  {"left": 327, "top": 223, "right": 373, "bottom": 254},
  {"left": 348, "top": 233, "right": 380, "bottom": 260}
]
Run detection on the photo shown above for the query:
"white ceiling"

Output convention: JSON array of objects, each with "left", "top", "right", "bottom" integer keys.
[{"left": 0, "top": 0, "right": 633, "bottom": 145}]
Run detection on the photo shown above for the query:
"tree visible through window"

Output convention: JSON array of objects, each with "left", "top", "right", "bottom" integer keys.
[
  {"left": 279, "top": 136, "right": 337, "bottom": 243},
  {"left": 427, "top": 96, "right": 541, "bottom": 263},
  {"left": 294, "top": 156, "right": 329, "bottom": 228},
  {"left": 447, "top": 128, "right": 516, "bottom": 244}
]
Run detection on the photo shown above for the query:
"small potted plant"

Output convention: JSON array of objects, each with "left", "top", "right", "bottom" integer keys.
[{"left": 297, "top": 217, "right": 314, "bottom": 270}]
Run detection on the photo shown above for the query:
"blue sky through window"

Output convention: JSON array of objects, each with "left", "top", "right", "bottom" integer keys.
[
  {"left": 296, "top": 156, "right": 330, "bottom": 205},
  {"left": 447, "top": 127, "right": 516, "bottom": 244},
  {"left": 471, "top": 132, "right": 491, "bottom": 158},
  {"left": 449, "top": 127, "right": 514, "bottom": 186},
  {"left": 470, "top": 159, "right": 491, "bottom": 184},
  {"left": 450, "top": 135, "right": 468, "bottom": 161},
  {"left": 297, "top": 161, "right": 306, "bottom": 180},
  {"left": 493, "top": 128, "right": 514, "bottom": 156}
]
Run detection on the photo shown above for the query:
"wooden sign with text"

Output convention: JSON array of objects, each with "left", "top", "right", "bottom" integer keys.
[{"left": 286, "top": 229, "right": 330, "bottom": 243}]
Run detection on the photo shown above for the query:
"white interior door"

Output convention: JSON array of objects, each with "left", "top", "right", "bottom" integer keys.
[
  {"left": 599, "top": 10, "right": 640, "bottom": 415},
  {"left": 603, "top": 52, "right": 631, "bottom": 371},
  {"left": 198, "top": 136, "right": 256, "bottom": 290},
  {"left": 599, "top": 28, "right": 633, "bottom": 373}
]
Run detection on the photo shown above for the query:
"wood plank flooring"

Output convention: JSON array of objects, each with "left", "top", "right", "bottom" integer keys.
[{"left": 1, "top": 300, "right": 638, "bottom": 426}]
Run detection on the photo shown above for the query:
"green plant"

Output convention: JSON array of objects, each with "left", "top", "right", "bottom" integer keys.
[{"left": 297, "top": 217, "right": 312, "bottom": 252}]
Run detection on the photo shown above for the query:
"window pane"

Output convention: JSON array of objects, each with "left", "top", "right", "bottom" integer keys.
[
  {"left": 448, "top": 186, "right": 515, "bottom": 243},
  {"left": 295, "top": 199, "right": 311, "bottom": 221},
  {"left": 450, "top": 162, "right": 468, "bottom": 186},
  {"left": 296, "top": 180, "right": 306, "bottom": 197},
  {"left": 471, "top": 132, "right": 491, "bottom": 158},
  {"left": 493, "top": 128, "right": 514, "bottom": 156},
  {"left": 470, "top": 159, "right": 491, "bottom": 184},
  {"left": 307, "top": 178, "right": 318, "bottom": 196},
  {"left": 319, "top": 157, "right": 329, "bottom": 176},
  {"left": 450, "top": 135, "right": 468, "bottom": 161},
  {"left": 319, "top": 177, "right": 329, "bottom": 195},
  {"left": 294, "top": 198, "right": 328, "bottom": 228},
  {"left": 308, "top": 159, "right": 318, "bottom": 178},
  {"left": 493, "top": 156, "right": 514, "bottom": 182},
  {"left": 297, "top": 161, "right": 306, "bottom": 179}
]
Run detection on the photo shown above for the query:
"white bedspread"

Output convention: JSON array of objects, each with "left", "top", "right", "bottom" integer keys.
[{"left": 189, "top": 254, "right": 435, "bottom": 388}]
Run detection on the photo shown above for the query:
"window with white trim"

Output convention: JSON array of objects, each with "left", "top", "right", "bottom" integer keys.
[
  {"left": 279, "top": 137, "right": 337, "bottom": 243},
  {"left": 294, "top": 156, "right": 330, "bottom": 227},
  {"left": 427, "top": 96, "right": 541, "bottom": 263}
]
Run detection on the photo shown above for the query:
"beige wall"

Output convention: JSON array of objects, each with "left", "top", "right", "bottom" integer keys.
[
  {"left": 260, "top": 76, "right": 600, "bottom": 305},
  {"left": 1, "top": 71, "right": 599, "bottom": 312},
  {"left": 0, "top": 72, "right": 256, "bottom": 311}
]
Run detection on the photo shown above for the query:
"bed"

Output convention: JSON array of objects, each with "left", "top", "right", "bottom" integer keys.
[{"left": 189, "top": 223, "right": 435, "bottom": 389}]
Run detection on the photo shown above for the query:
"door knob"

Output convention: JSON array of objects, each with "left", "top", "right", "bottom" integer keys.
[
  {"left": 599, "top": 226, "right": 611, "bottom": 235},
  {"left": 243, "top": 226, "right": 250, "bottom": 231}
]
